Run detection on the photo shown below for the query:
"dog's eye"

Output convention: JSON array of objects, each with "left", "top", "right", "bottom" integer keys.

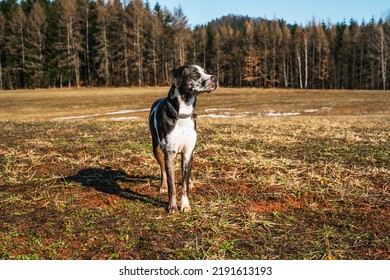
[{"left": 190, "top": 72, "right": 198, "bottom": 78}]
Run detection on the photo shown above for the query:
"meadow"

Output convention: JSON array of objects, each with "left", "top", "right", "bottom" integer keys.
[{"left": 0, "top": 87, "right": 389, "bottom": 259}]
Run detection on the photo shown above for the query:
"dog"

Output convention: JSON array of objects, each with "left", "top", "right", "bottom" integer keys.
[{"left": 149, "top": 65, "right": 218, "bottom": 213}]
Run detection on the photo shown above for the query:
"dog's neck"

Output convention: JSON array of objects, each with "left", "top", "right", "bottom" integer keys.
[{"left": 167, "top": 84, "right": 196, "bottom": 119}]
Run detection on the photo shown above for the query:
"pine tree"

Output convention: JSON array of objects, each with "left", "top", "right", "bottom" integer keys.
[{"left": 7, "top": 6, "right": 26, "bottom": 88}]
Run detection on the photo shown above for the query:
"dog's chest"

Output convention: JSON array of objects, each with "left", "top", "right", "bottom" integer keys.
[{"left": 164, "top": 118, "right": 196, "bottom": 154}]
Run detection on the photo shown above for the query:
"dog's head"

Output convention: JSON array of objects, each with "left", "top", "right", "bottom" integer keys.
[{"left": 170, "top": 65, "right": 218, "bottom": 94}]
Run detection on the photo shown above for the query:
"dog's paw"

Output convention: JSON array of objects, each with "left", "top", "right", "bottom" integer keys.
[
  {"left": 180, "top": 196, "right": 191, "bottom": 213},
  {"left": 159, "top": 187, "right": 168, "bottom": 193},
  {"left": 159, "top": 183, "right": 168, "bottom": 193},
  {"left": 167, "top": 205, "right": 179, "bottom": 214},
  {"left": 181, "top": 206, "right": 192, "bottom": 213}
]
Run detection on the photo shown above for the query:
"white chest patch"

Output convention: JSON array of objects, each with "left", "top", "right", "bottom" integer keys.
[
  {"left": 163, "top": 118, "right": 196, "bottom": 155},
  {"left": 173, "top": 88, "right": 194, "bottom": 116}
]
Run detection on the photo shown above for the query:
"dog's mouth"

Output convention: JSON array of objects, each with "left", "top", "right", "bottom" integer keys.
[
  {"left": 192, "top": 83, "right": 217, "bottom": 94},
  {"left": 207, "top": 83, "right": 218, "bottom": 93}
]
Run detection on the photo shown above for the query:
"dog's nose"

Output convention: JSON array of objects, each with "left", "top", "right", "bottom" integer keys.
[{"left": 211, "top": 75, "right": 218, "bottom": 82}]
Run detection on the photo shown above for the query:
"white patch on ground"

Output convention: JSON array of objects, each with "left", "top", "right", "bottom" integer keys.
[
  {"left": 52, "top": 108, "right": 149, "bottom": 121},
  {"left": 199, "top": 109, "right": 249, "bottom": 118},
  {"left": 199, "top": 113, "right": 247, "bottom": 119},
  {"left": 109, "top": 117, "right": 139, "bottom": 121},
  {"left": 53, "top": 114, "right": 101, "bottom": 120},
  {"left": 105, "top": 109, "right": 149, "bottom": 115},
  {"left": 204, "top": 108, "right": 235, "bottom": 112},
  {"left": 304, "top": 109, "right": 319, "bottom": 113},
  {"left": 265, "top": 110, "right": 301, "bottom": 117}
]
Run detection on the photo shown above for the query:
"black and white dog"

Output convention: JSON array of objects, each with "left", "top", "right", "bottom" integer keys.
[{"left": 149, "top": 65, "right": 218, "bottom": 213}]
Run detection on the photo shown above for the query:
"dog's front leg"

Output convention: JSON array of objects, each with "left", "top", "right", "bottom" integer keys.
[
  {"left": 181, "top": 152, "right": 193, "bottom": 212},
  {"left": 164, "top": 151, "right": 178, "bottom": 213}
]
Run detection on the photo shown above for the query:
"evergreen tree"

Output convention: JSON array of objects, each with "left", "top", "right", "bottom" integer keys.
[{"left": 7, "top": 6, "right": 26, "bottom": 88}]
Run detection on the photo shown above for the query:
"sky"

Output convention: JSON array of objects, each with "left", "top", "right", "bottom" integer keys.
[{"left": 148, "top": 0, "right": 390, "bottom": 27}]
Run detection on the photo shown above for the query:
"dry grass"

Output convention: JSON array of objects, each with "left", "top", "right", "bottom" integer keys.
[
  {"left": 1, "top": 87, "right": 389, "bottom": 121},
  {"left": 0, "top": 88, "right": 389, "bottom": 259}
]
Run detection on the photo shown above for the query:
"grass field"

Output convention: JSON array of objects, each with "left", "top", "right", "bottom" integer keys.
[{"left": 0, "top": 87, "right": 389, "bottom": 259}]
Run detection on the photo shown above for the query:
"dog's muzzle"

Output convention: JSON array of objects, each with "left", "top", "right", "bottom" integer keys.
[{"left": 208, "top": 75, "right": 218, "bottom": 92}]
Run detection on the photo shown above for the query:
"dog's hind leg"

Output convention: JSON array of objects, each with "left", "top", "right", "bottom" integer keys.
[{"left": 153, "top": 141, "right": 167, "bottom": 193}]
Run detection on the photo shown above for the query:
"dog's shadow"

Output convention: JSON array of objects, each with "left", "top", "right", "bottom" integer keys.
[{"left": 63, "top": 167, "right": 166, "bottom": 208}]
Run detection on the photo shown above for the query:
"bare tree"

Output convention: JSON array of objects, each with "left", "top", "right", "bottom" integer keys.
[
  {"left": 270, "top": 21, "right": 282, "bottom": 87},
  {"left": 281, "top": 22, "right": 291, "bottom": 88},
  {"left": 369, "top": 21, "right": 388, "bottom": 90},
  {"left": 150, "top": 4, "right": 164, "bottom": 85},
  {"left": 79, "top": 0, "right": 92, "bottom": 86},
  {"left": 110, "top": 0, "right": 129, "bottom": 86},
  {"left": 172, "top": 5, "right": 190, "bottom": 66},
  {"left": 294, "top": 25, "right": 304, "bottom": 89},
  {"left": 256, "top": 20, "right": 270, "bottom": 87},
  {"left": 212, "top": 31, "right": 222, "bottom": 81},
  {"left": 199, "top": 26, "right": 207, "bottom": 68},
  {"left": 94, "top": 0, "right": 111, "bottom": 86},
  {"left": 57, "top": 0, "right": 82, "bottom": 87},
  {"left": 349, "top": 20, "right": 362, "bottom": 89},
  {"left": 128, "top": 0, "right": 147, "bottom": 86},
  {"left": 315, "top": 24, "right": 330, "bottom": 88},
  {"left": 304, "top": 30, "right": 309, "bottom": 88},
  {"left": 25, "top": 1, "right": 47, "bottom": 88},
  {"left": 0, "top": 11, "right": 4, "bottom": 90},
  {"left": 242, "top": 20, "right": 261, "bottom": 86}
]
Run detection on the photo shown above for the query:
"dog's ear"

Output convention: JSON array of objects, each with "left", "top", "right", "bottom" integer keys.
[{"left": 169, "top": 66, "right": 185, "bottom": 88}]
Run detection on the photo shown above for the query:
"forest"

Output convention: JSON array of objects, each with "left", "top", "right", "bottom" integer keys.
[{"left": 0, "top": 0, "right": 389, "bottom": 90}]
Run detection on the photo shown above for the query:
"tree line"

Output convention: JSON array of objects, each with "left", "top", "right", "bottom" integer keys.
[{"left": 0, "top": 0, "right": 389, "bottom": 90}]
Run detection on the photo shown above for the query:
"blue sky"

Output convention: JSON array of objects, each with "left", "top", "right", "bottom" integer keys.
[{"left": 148, "top": 0, "right": 390, "bottom": 27}]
